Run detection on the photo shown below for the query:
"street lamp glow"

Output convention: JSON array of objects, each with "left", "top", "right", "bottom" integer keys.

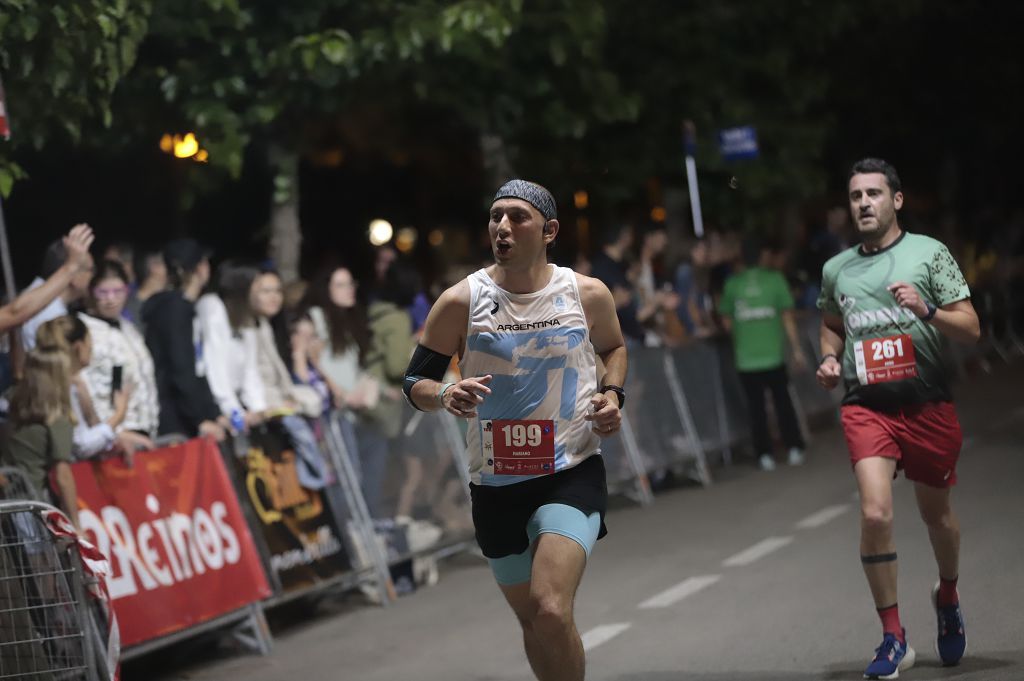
[
  {"left": 395, "top": 227, "right": 417, "bottom": 253},
  {"left": 173, "top": 133, "right": 200, "bottom": 159},
  {"left": 368, "top": 219, "right": 393, "bottom": 246}
]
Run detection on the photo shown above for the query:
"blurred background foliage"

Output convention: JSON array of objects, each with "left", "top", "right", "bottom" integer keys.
[{"left": 1, "top": 0, "right": 1021, "bottom": 281}]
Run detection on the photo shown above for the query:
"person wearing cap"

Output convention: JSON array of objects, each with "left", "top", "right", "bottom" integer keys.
[
  {"left": 140, "top": 239, "right": 226, "bottom": 441},
  {"left": 403, "top": 180, "right": 627, "bottom": 681}
]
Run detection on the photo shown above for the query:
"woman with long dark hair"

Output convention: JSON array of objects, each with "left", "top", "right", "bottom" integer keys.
[
  {"left": 196, "top": 262, "right": 267, "bottom": 426},
  {"left": 303, "top": 264, "right": 389, "bottom": 517}
]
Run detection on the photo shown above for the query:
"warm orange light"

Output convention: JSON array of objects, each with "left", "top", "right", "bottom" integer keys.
[
  {"left": 395, "top": 227, "right": 417, "bottom": 253},
  {"left": 650, "top": 206, "right": 667, "bottom": 223},
  {"left": 159, "top": 134, "right": 174, "bottom": 153},
  {"left": 194, "top": 149, "right": 209, "bottom": 163},
  {"left": 173, "top": 133, "right": 199, "bottom": 159},
  {"left": 428, "top": 229, "right": 445, "bottom": 247},
  {"left": 574, "top": 190, "right": 589, "bottom": 210}
]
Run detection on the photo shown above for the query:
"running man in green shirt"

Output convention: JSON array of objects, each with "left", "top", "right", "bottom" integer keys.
[
  {"left": 816, "top": 158, "right": 979, "bottom": 679},
  {"left": 719, "top": 239, "right": 809, "bottom": 471}
]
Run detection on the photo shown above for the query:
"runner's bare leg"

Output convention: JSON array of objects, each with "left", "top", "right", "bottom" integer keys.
[
  {"left": 855, "top": 457, "right": 899, "bottom": 607},
  {"left": 914, "top": 483, "right": 960, "bottom": 581},
  {"left": 500, "top": 533, "right": 587, "bottom": 681}
]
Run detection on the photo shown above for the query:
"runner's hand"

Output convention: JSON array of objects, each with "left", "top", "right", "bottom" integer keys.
[
  {"left": 887, "top": 281, "right": 928, "bottom": 318},
  {"left": 443, "top": 375, "right": 492, "bottom": 418},
  {"left": 63, "top": 224, "right": 95, "bottom": 272},
  {"left": 816, "top": 356, "right": 841, "bottom": 390},
  {"left": 585, "top": 392, "right": 621, "bottom": 437}
]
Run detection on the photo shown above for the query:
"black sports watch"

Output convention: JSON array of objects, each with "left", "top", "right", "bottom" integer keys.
[
  {"left": 920, "top": 301, "right": 938, "bottom": 321},
  {"left": 600, "top": 384, "right": 626, "bottom": 409}
]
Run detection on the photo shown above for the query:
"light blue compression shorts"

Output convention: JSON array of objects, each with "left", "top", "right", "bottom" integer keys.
[{"left": 488, "top": 503, "right": 602, "bottom": 585}]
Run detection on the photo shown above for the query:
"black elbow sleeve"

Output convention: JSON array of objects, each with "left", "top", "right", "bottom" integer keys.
[{"left": 402, "top": 344, "right": 454, "bottom": 410}]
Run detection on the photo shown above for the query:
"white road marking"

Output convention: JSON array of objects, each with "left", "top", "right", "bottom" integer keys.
[
  {"left": 638, "top": 574, "right": 721, "bottom": 609},
  {"left": 795, "top": 504, "right": 851, "bottom": 530},
  {"left": 581, "top": 623, "right": 632, "bottom": 651},
  {"left": 722, "top": 536, "right": 794, "bottom": 567}
]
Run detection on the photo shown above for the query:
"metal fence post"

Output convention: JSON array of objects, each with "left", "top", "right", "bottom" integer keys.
[
  {"left": 698, "top": 341, "right": 735, "bottom": 467},
  {"left": 617, "top": 414, "right": 655, "bottom": 505},
  {"left": 323, "top": 414, "right": 397, "bottom": 605},
  {"left": 663, "top": 352, "right": 712, "bottom": 487}
]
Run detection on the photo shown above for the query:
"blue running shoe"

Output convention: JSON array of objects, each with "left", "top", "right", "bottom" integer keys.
[
  {"left": 863, "top": 630, "right": 916, "bottom": 680},
  {"left": 932, "top": 582, "right": 967, "bottom": 666}
]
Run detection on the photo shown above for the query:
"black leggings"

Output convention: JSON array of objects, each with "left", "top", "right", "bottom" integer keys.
[{"left": 738, "top": 365, "right": 805, "bottom": 456}]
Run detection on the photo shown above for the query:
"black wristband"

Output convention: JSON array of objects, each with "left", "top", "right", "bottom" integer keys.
[
  {"left": 921, "top": 301, "right": 937, "bottom": 321},
  {"left": 600, "top": 384, "right": 625, "bottom": 409},
  {"left": 820, "top": 353, "right": 839, "bottom": 365}
]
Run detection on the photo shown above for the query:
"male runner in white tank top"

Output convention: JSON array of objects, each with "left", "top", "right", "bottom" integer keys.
[{"left": 404, "top": 180, "right": 627, "bottom": 681}]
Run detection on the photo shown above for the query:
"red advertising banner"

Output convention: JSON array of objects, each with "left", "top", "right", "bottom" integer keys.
[{"left": 71, "top": 438, "right": 272, "bottom": 647}]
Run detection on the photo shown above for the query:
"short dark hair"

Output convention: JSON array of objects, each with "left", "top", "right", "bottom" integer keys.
[
  {"left": 600, "top": 223, "right": 633, "bottom": 247},
  {"left": 89, "top": 259, "right": 130, "bottom": 291},
  {"left": 41, "top": 239, "right": 67, "bottom": 279},
  {"left": 133, "top": 250, "right": 162, "bottom": 285},
  {"left": 850, "top": 158, "right": 902, "bottom": 195}
]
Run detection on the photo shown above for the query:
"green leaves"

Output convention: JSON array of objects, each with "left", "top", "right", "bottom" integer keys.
[
  {"left": 0, "top": 0, "right": 152, "bottom": 183},
  {"left": 0, "top": 162, "right": 26, "bottom": 197}
]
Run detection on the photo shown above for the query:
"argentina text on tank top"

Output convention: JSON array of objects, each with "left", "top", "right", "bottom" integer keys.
[{"left": 461, "top": 265, "right": 600, "bottom": 486}]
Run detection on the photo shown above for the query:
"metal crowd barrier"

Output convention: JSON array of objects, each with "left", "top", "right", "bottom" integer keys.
[
  {"left": 0, "top": 467, "right": 41, "bottom": 503},
  {"left": 0, "top": 501, "right": 103, "bottom": 681},
  {"left": 0, "top": 317, "right": 876, "bottom": 671}
]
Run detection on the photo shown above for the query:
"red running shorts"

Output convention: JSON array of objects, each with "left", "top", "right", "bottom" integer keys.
[{"left": 840, "top": 401, "right": 963, "bottom": 488}]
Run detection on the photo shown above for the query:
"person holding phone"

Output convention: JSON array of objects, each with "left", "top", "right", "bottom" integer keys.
[
  {"left": 36, "top": 316, "right": 153, "bottom": 459},
  {"left": 80, "top": 259, "right": 160, "bottom": 439}
]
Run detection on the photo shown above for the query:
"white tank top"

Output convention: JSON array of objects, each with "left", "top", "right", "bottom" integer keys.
[{"left": 461, "top": 265, "right": 600, "bottom": 486}]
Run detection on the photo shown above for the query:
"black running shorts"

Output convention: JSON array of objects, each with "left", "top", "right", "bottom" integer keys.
[{"left": 469, "top": 454, "right": 609, "bottom": 559}]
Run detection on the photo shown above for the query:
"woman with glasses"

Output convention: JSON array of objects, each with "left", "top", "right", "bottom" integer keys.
[{"left": 79, "top": 259, "right": 160, "bottom": 439}]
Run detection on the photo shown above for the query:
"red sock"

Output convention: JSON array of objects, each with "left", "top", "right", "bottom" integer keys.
[
  {"left": 877, "top": 604, "right": 904, "bottom": 642},
  {"left": 938, "top": 576, "right": 959, "bottom": 606}
]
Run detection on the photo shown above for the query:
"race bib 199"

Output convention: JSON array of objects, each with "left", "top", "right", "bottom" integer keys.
[
  {"left": 854, "top": 333, "right": 918, "bottom": 385},
  {"left": 482, "top": 419, "right": 556, "bottom": 475}
]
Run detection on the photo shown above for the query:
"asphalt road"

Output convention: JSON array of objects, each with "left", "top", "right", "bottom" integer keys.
[{"left": 127, "top": 366, "right": 1024, "bottom": 681}]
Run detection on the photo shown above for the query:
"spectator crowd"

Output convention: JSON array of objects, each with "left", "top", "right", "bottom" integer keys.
[
  {"left": 0, "top": 225, "right": 428, "bottom": 537},
  {"left": 1, "top": 208, "right": 1021, "bottom": 528}
]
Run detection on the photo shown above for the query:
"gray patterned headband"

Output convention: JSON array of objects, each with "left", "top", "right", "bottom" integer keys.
[{"left": 492, "top": 180, "right": 557, "bottom": 221}]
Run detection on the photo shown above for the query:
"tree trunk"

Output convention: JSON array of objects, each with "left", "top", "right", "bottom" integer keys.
[{"left": 268, "top": 149, "right": 301, "bottom": 283}]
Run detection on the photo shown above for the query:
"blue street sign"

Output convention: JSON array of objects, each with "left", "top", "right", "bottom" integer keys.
[{"left": 718, "top": 126, "right": 759, "bottom": 161}]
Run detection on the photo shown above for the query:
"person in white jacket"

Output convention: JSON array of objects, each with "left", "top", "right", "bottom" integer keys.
[{"left": 195, "top": 263, "right": 267, "bottom": 427}]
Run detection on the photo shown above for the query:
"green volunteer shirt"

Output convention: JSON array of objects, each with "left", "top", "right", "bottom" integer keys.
[
  {"left": 817, "top": 231, "right": 970, "bottom": 411},
  {"left": 0, "top": 418, "right": 73, "bottom": 496},
  {"left": 720, "top": 267, "right": 794, "bottom": 372}
]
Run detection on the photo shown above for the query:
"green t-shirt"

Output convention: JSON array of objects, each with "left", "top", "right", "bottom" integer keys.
[
  {"left": 719, "top": 267, "right": 794, "bottom": 372},
  {"left": 817, "top": 231, "right": 970, "bottom": 411},
  {"left": 0, "top": 418, "right": 73, "bottom": 497}
]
